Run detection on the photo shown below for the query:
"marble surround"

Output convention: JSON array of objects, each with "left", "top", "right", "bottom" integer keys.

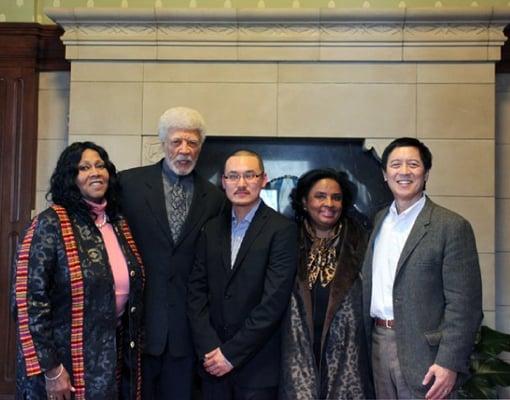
[{"left": 42, "top": 7, "right": 510, "bottom": 333}]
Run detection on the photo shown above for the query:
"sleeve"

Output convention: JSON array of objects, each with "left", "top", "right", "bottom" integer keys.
[
  {"left": 187, "top": 228, "right": 223, "bottom": 357},
  {"left": 434, "top": 217, "right": 483, "bottom": 374},
  {"left": 221, "top": 222, "right": 298, "bottom": 368},
  {"left": 14, "top": 211, "right": 62, "bottom": 375}
]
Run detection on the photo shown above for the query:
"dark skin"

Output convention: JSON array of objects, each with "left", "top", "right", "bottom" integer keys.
[{"left": 45, "top": 364, "right": 75, "bottom": 400}]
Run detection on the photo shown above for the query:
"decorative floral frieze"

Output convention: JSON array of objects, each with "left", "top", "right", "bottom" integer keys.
[
  {"left": 321, "top": 23, "right": 402, "bottom": 35},
  {"left": 159, "top": 23, "right": 235, "bottom": 35},
  {"left": 76, "top": 24, "right": 156, "bottom": 36},
  {"left": 239, "top": 24, "right": 318, "bottom": 36},
  {"left": 45, "top": 7, "right": 510, "bottom": 61},
  {"left": 404, "top": 23, "right": 488, "bottom": 38}
]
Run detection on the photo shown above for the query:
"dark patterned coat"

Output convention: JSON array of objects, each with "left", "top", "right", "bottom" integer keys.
[
  {"left": 280, "top": 217, "right": 374, "bottom": 400},
  {"left": 12, "top": 206, "right": 144, "bottom": 400}
]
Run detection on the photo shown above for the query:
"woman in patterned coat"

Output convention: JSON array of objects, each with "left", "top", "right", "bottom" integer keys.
[
  {"left": 279, "top": 169, "right": 373, "bottom": 400},
  {"left": 12, "top": 142, "right": 144, "bottom": 400}
]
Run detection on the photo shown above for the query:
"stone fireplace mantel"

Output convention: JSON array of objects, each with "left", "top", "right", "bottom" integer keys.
[
  {"left": 47, "top": 7, "right": 510, "bottom": 62},
  {"left": 38, "top": 4, "right": 510, "bottom": 353}
]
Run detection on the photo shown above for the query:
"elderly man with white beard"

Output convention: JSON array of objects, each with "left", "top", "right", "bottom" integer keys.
[{"left": 119, "top": 107, "right": 225, "bottom": 400}]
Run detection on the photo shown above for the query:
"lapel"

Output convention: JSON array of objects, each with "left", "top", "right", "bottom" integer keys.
[
  {"left": 143, "top": 160, "right": 174, "bottom": 247},
  {"left": 174, "top": 173, "right": 211, "bottom": 248},
  {"left": 228, "top": 202, "right": 270, "bottom": 281},
  {"left": 395, "top": 197, "right": 433, "bottom": 277},
  {"left": 220, "top": 206, "right": 232, "bottom": 273}
]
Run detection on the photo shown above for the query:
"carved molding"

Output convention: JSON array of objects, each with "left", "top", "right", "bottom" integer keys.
[
  {"left": 142, "top": 136, "right": 163, "bottom": 166},
  {"left": 45, "top": 7, "right": 510, "bottom": 62}
]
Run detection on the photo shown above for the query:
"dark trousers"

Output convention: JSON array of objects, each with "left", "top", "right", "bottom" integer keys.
[
  {"left": 142, "top": 351, "right": 195, "bottom": 400},
  {"left": 202, "top": 375, "right": 277, "bottom": 400}
]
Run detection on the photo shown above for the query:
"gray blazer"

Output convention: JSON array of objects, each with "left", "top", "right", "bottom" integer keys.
[{"left": 362, "top": 197, "right": 482, "bottom": 398}]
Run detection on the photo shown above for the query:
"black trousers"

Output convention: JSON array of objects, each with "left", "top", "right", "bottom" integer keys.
[
  {"left": 201, "top": 375, "right": 277, "bottom": 400},
  {"left": 142, "top": 351, "right": 195, "bottom": 400}
]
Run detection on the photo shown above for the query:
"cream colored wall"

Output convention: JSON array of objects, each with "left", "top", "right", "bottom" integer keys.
[
  {"left": 496, "top": 73, "right": 510, "bottom": 334},
  {"left": 63, "top": 59, "right": 497, "bottom": 326},
  {"left": 35, "top": 71, "right": 70, "bottom": 213}
]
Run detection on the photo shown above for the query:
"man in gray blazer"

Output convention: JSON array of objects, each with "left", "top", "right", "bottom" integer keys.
[{"left": 362, "top": 137, "right": 482, "bottom": 399}]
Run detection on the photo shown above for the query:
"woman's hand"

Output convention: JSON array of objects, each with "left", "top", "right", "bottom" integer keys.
[{"left": 45, "top": 364, "right": 75, "bottom": 400}]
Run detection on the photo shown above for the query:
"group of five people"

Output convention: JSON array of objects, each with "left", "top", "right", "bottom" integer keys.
[{"left": 12, "top": 106, "right": 482, "bottom": 400}]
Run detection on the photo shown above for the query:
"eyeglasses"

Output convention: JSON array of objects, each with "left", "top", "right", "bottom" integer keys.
[{"left": 223, "top": 171, "right": 264, "bottom": 183}]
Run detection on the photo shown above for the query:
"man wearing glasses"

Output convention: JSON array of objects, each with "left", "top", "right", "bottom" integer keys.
[
  {"left": 119, "top": 107, "right": 225, "bottom": 399},
  {"left": 188, "top": 150, "right": 297, "bottom": 400}
]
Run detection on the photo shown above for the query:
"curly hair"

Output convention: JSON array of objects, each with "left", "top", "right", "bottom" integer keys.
[
  {"left": 158, "top": 106, "right": 206, "bottom": 143},
  {"left": 290, "top": 168, "right": 353, "bottom": 224},
  {"left": 46, "top": 142, "right": 121, "bottom": 221}
]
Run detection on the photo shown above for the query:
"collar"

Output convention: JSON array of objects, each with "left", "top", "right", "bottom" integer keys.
[
  {"left": 84, "top": 198, "right": 107, "bottom": 214},
  {"left": 389, "top": 193, "right": 426, "bottom": 218},
  {"left": 232, "top": 199, "right": 261, "bottom": 225}
]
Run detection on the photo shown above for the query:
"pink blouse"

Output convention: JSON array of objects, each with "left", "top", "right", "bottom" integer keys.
[{"left": 86, "top": 199, "right": 130, "bottom": 319}]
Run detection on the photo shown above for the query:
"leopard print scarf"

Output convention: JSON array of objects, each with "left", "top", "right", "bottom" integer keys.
[{"left": 304, "top": 220, "right": 342, "bottom": 289}]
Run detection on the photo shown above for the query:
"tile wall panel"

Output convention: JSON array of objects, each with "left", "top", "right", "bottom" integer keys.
[
  {"left": 69, "top": 82, "right": 143, "bottom": 135},
  {"left": 142, "top": 82, "right": 277, "bottom": 136},
  {"left": 278, "top": 83, "right": 416, "bottom": 137},
  {"left": 417, "top": 84, "right": 494, "bottom": 139}
]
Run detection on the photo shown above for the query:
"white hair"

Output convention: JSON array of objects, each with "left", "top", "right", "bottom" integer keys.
[{"left": 157, "top": 106, "right": 206, "bottom": 143}]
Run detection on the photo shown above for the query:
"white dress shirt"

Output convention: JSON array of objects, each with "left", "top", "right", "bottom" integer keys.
[{"left": 370, "top": 195, "right": 426, "bottom": 320}]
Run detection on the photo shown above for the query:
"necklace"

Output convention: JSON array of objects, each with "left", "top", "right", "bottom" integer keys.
[{"left": 95, "top": 213, "right": 107, "bottom": 229}]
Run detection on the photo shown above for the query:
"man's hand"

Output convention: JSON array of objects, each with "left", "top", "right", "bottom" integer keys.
[
  {"left": 203, "top": 347, "right": 234, "bottom": 377},
  {"left": 423, "top": 364, "right": 457, "bottom": 399}
]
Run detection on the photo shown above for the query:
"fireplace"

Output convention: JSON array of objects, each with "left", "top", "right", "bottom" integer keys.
[{"left": 44, "top": 5, "right": 510, "bottom": 332}]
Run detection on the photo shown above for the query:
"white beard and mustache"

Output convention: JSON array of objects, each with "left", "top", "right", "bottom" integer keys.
[{"left": 170, "top": 155, "right": 196, "bottom": 176}]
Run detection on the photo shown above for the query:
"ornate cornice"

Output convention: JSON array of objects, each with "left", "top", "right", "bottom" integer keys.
[{"left": 46, "top": 7, "right": 510, "bottom": 62}]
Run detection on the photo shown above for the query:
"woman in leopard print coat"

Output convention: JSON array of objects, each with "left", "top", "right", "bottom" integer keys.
[{"left": 280, "top": 169, "right": 374, "bottom": 400}]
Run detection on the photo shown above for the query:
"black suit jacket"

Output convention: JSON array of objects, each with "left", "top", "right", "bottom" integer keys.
[
  {"left": 119, "top": 160, "right": 225, "bottom": 357},
  {"left": 187, "top": 202, "right": 298, "bottom": 388}
]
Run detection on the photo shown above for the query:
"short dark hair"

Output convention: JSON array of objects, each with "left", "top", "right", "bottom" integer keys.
[
  {"left": 381, "top": 137, "right": 432, "bottom": 172},
  {"left": 290, "top": 168, "right": 352, "bottom": 223},
  {"left": 224, "top": 149, "right": 265, "bottom": 173},
  {"left": 47, "top": 141, "right": 121, "bottom": 221}
]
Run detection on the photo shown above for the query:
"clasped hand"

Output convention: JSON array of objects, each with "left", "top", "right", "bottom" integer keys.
[{"left": 203, "top": 347, "right": 233, "bottom": 377}]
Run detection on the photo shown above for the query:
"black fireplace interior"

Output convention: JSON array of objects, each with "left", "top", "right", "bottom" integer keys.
[{"left": 196, "top": 137, "right": 393, "bottom": 229}]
